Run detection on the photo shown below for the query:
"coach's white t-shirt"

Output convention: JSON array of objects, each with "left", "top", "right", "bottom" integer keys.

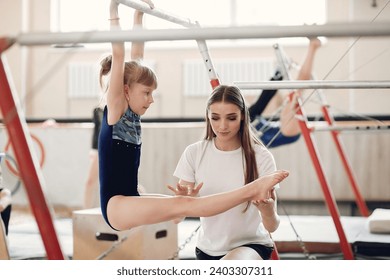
[{"left": 174, "top": 138, "right": 278, "bottom": 256}]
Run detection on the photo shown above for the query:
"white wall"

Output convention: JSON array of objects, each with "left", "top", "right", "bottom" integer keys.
[{"left": 1, "top": 123, "right": 389, "bottom": 208}]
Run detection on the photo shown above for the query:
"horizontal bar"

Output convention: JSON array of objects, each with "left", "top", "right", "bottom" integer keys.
[
  {"left": 13, "top": 22, "right": 390, "bottom": 46},
  {"left": 235, "top": 80, "right": 390, "bottom": 90},
  {"left": 118, "top": 0, "right": 197, "bottom": 28},
  {"left": 312, "top": 124, "right": 390, "bottom": 132}
]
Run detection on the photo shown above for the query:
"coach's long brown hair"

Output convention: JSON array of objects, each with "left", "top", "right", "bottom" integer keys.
[{"left": 205, "top": 85, "right": 263, "bottom": 212}]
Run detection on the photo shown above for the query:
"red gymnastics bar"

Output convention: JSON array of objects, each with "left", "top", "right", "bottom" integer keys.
[
  {"left": 0, "top": 37, "right": 65, "bottom": 260},
  {"left": 294, "top": 95, "right": 355, "bottom": 259},
  {"left": 320, "top": 106, "right": 369, "bottom": 217}
]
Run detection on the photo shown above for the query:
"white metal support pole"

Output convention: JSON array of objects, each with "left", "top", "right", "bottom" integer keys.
[{"left": 118, "top": 0, "right": 220, "bottom": 86}]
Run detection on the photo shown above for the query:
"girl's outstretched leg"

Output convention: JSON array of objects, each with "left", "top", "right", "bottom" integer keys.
[
  {"left": 177, "top": 170, "right": 289, "bottom": 220},
  {"left": 106, "top": 170, "right": 289, "bottom": 231},
  {"left": 280, "top": 37, "right": 321, "bottom": 137}
]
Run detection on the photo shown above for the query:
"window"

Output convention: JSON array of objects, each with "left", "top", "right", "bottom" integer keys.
[
  {"left": 51, "top": 0, "right": 114, "bottom": 32},
  {"left": 52, "top": 0, "right": 326, "bottom": 32},
  {"left": 236, "top": 0, "right": 326, "bottom": 26}
]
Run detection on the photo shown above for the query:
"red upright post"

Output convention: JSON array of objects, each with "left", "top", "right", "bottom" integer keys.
[
  {"left": 0, "top": 38, "right": 65, "bottom": 260},
  {"left": 321, "top": 106, "right": 370, "bottom": 217},
  {"left": 295, "top": 97, "right": 354, "bottom": 259},
  {"left": 270, "top": 245, "right": 280, "bottom": 260}
]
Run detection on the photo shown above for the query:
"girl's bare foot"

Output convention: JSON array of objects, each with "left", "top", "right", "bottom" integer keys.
[
  {"left": 280, "top": 95, "right": 300, "bottom": 136},
  {"left": 250, "top": 170, "right": 289, "bottom": 201}
]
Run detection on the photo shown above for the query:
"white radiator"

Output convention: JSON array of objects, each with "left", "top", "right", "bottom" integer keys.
[
  {"left": 68, "top": 62, "right": 100, "bottom": 98},
  {"left": 183, "top": 58, "right": 275, "bottom": 96}
]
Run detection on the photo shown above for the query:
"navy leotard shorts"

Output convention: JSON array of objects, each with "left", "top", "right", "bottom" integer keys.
[
  {"left": 253, "top": 117, "right": 300, "bottom": 148},
  {"left": 98, "top": 107, "right": 141, "bottom": 230}
]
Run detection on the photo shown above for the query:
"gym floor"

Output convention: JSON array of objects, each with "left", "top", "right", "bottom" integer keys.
[{"left": 6, "top": 206, "right": 390, "bottom": 260}]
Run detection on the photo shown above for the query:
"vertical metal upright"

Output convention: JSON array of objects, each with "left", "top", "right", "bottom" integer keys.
[{"left": 0, "top": 38, "right": 65, "bottom": 260}]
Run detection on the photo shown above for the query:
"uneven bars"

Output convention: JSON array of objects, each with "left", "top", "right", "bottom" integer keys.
[
  {"left": 13, "top": 22, "right": 390, "bottom": 46},
  {"left": 234, "top": 80, "right": 390, "bottom": 90},
  {"left": 117, "top": 0, "right": 197, "bottom": 28}
]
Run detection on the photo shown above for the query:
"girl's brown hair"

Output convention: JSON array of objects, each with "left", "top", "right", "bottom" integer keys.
[{"left": 99, "top": 55, "right": 157, "bottom": 92}]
